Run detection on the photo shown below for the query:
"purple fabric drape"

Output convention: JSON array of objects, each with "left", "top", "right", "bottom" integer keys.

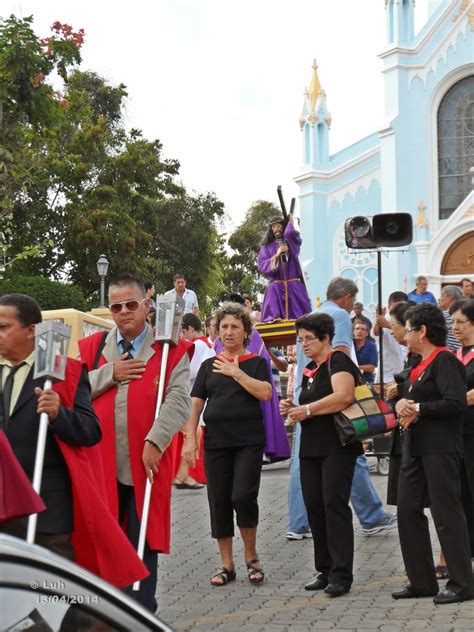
[{"left": 214, "top": 330, "right": 290, "bottom": 461}]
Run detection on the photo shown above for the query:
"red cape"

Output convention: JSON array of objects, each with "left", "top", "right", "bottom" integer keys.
[
  {"left": 0, "top": 430, "right": 46, "bottom": 522},
  {"left": 79, "top": 332, "right": 191, "bottom": 553},
  {"left": 53, "top": 359, "right": 148, "bottom": 588}
]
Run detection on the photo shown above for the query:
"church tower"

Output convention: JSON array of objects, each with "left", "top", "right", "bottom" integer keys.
[
  {"left": 385, "top": 0, "right": 415, "bottom": 46},
  {"left": 300, "top": 60, "right": 331, "bottom": 169}
]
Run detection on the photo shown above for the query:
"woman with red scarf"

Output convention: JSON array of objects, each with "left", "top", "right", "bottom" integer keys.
[
  {"left": 451, "top": 299, "right": 474, "bottom": 559},
  {"left": 184, "top": 303, "right": 272, "bottom": 587},
  {"left": 393, "top": 303, "right": 473, "bottom": 604}
]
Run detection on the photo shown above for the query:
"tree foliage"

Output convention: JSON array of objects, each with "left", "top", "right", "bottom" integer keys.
[
  {"left": 0, "top": 275, "right": 88, "bottom": 311},
  {"left": 0, "top": 15, "right": 227, "bottom": 307},
  {"left": 223, "top": 200, "right": 281, "bottom": 299}
]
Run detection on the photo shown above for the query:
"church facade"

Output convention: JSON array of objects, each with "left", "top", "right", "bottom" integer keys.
[{"left": 296, "top": 0, "right": 474, "bottom": 311}]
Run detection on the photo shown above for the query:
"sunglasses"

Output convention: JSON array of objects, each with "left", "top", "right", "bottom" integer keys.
[{"left": 109, "top": 298, "right": 147, "bottom": 314}]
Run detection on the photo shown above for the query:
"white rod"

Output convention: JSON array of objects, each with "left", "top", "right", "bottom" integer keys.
[
  {"left": 133, "top": 342, "right": 169, "bottom": 591},
  {"left": 27, "top": 378, "right": 52, "bottom": 544}
]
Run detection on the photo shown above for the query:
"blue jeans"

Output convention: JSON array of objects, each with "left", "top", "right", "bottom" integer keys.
[
  {"left": 288, "top": 429, "right": 388, "bottom": 530},
  {"left": 287, "top": 424, "right": 309, "bottom": 532},
  {"left": 350, "top": 455, "right": 387, "bottom": 528}
]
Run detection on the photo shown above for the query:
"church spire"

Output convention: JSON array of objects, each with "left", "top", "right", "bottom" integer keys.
[
  {"left": 308, "top": 59, "right": 321, "bottom": 113},
  {"left": 385, "top": 0, "right": 415, "bottom": 46},
  {"left": 300, "top": 60, "right": 331, "bottom": 169}
]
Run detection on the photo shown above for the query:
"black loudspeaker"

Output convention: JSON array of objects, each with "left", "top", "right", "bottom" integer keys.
[
  {"left": 344, "top": 216, "right": 377, "bottom": 249},
  {"left": 372, "top": 213, "right": 413, "bottom": 247}
]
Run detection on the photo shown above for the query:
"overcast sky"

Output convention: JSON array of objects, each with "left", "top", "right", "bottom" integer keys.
[{"left": 4, "top": 0, "right": 431, "bottom": 229}]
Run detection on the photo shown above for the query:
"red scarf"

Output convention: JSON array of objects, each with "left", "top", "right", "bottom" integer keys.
[
  {"left": 456, "top": 347, "right": 474, "bottom": 366},
  {"left": 302, "top": 352, "right": 333, "bottom": 380},
  {"left": 409, "top": 347, "right": 450, "bottom": 383},
  {"left": 196, "top": 335, "right": 213, "bottom": 348}
]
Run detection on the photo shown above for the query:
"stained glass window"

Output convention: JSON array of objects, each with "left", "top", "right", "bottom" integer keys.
[{"left": 437, "top": 76, "right": 474, "bottom": 219}]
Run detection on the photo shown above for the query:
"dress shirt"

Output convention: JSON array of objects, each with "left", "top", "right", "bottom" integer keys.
[
  {"left": 116, "top": 324, "right": 148, "bottom": 357},
  {"left": 0, "top": 351, "right": 35, "bottom": 415},
  {"left": 164, "top": 288, "right": 198, "bottom": 314}
]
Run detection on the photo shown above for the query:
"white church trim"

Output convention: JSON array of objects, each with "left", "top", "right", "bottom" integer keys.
[
  {"left": 425, "top": 191, "right": 474, "bottom": 296},
  {"left": 407, "top": 7, "right": 471, "bottom": 87},
  {"left": 327, "top": 169, "right": 380, "bottom": 208}
]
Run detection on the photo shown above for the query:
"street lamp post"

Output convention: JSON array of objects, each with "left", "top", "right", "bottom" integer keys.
[{"left": 96, "top": 254, "right": 109, "bottom": 307}]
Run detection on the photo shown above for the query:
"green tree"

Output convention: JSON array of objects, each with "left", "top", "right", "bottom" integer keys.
[
  {"left": 0, "top": 275, "right": 88, "bottom": 311},
  {"left": 1, "top": 15, "right": 227, "bottom": 308},
  {"left": 224, "top": 200, "right": 281, "bottom": 299},
  {"left": 0, "top": 16, "right": 83, "bottom": 267}
]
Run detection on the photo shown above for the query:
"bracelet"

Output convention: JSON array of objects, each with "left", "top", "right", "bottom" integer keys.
[
  {"left": 305, "top": 404, "right": 311, "bottom": 418},
  {"left": 235, "top": 372, "right": 242, "bottom": 383}
]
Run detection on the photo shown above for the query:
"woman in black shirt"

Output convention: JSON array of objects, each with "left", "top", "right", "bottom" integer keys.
[
  {"left": 281, "top": 313, "right": 362, "bottom": 598},
  {"left": 184, "top": 303, "right": 271, "bottom": 587},
  {"left": 450, "top": 299, "right": 474, "bottom": 558},
  {"left": 393, "top": 303, "right": 473, "bottom": 604},
  {"left": 386, "top": 301, "right": 421, "bottom": 506}
]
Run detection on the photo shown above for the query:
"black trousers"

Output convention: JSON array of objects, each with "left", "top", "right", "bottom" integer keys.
[
  {"left": 397, "top": 453, "right": 474, "bottom": 597},
  {"left": 300, "top": 453, "right": 357, "bottom": 589},
  {"left": 461, "top": 434, "right": 474, "bottom": 555},
  {"left": 0, "top": 518, "right": 74, "bottom": 560},
  {"left": 204, "top": 445, "right": 263, "bottom": 539},
  {"left": 118, "top": 481, "right": 158, "bottom": 613}
]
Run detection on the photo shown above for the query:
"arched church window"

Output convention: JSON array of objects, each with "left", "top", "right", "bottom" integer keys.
[{"left": 437, "top": 75, "right": 474, "bottom": 219}]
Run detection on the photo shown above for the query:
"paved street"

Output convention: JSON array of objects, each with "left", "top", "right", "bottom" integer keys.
[{"left": 158, "top": 460, "right": 474, "bottom": 631}]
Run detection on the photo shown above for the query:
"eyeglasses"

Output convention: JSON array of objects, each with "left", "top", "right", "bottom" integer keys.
[
  {"left": 109, "top": 298, "right": 147, "bottom": 314},
  {"left": 405, "top": 327, "right": 418, "bottom": 334},
  {"left": 297, "top": 336, "right": 318, "bottom": 345},
  {"left": 452, "top": 319, "right": 468, "bottom": 326}
]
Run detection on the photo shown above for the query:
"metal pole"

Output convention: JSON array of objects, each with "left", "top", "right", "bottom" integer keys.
[
  {"left": 133, "top": 342, "right": 170, "bottom": 591},
  {"left": 377, "top": 250, "right": 384, "bottom": 399},
  {"left": 100, "top": 276, "right": 105, "bottom": 307},
  {"left": 27, "top": 378, "right": 53, "bottom": 543}
]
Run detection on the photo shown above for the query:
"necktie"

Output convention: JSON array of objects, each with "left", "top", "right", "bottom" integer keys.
[
  {"left": 1, "top": 362, "right": 26, "bottom": 424},
  {"left": 120, "top": 340, "right": 133, "bottom": 358}
]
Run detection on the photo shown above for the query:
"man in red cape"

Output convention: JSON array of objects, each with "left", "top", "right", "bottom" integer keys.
[
  {"left": 0, "top": 293, "right": 147, "bottom": 589},
  {"left": 79, "top": 274, "right": 192, "bottom": 613}
]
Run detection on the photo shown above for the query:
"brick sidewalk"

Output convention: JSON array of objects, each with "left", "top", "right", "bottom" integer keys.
[{"left": 158, "top": 462, "right": 474, "bottom": 631}]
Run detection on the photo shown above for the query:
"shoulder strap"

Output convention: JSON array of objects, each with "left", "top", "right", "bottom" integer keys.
[
  {"left": 92, "top": 331, "right": 109, "bottom": 370},
  {"left": 328, "top": 350, "right": 363, "bottom": 386}
]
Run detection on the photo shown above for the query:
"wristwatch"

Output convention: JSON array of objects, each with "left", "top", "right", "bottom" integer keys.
[
  {"left": 415, "top": 403, "right": 420, "bottom": 414},
  {"left": 305, "top": 404, "right": 311, "bottom": 418}
]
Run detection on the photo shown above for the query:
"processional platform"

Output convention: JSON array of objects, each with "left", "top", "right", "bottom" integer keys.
[{"left": 255, "top": 319, "right": 297, "bottom": 348}]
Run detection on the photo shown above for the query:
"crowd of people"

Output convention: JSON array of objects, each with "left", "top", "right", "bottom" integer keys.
[{"left": 0, "top": 270, "right": 473, "bottom": 617}]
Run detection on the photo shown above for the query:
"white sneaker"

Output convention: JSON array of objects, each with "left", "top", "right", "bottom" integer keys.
[
  {"left": 286, "top": 530, "right": 312, "bottom": 540},
  {"left": 361, "top": 514, "right": 397, "bottom": 535}
]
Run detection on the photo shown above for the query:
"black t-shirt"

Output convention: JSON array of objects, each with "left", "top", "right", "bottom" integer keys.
[
  {"left": 298, "top": 351, "right": 363, "bottom": 457},
  {"left": 191, "top": 354, "right": 269, "bottom": 449},
  {"left": 461, "top": 346, "right": 474, "bottom": 435},
  {"left": 402, "top": 350, "right": 467, "bottom": 455}
]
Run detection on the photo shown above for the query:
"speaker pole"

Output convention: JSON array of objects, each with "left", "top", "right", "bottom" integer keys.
[{"left": 377, "top": 250, "right": 384, "bottom": 399}]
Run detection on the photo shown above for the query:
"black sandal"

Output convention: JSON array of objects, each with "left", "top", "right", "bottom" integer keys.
[
  {"left": 246, "top": 558, "right": 265, "bottom": 584},
  {"left": 435, "top": 565, "right": 449, "bottom": 580},
  {"left": 210, "top": 566, "right": 236, "bottom": 586}
]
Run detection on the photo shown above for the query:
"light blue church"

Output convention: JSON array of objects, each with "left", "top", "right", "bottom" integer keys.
[{"left": 297, "top": 0, "right": 474, "bottom": 312}]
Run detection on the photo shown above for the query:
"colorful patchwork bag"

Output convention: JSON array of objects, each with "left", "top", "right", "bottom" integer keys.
[{"left": 328, "top": 355, "right": 397, "bottom": 446}]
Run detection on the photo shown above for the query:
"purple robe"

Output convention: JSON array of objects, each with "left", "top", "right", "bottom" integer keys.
[
  {"left": 214, "top": 331, "right": 290, "bottom": 462},
  {"left": 258, "top": 221, "right": 312, "bottom": 322}
]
